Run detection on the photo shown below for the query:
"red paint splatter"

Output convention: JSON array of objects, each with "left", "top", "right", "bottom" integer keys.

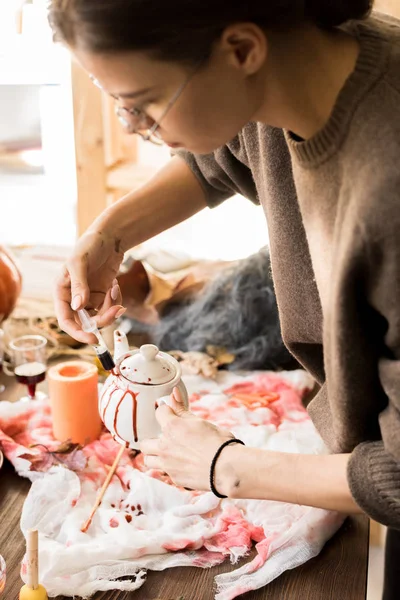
[
  {"left": 71, "top": 499, "right": 77, "bottom": 507},
  {"left": 131, "top": 505, "right": 136, "bottom": 511},
  {"left": 125, "top": 514, "right": 132, "bottom": 523},
  {"left": 113, "top": 389, "right": 139, "bottom": 443},
  {"left": 137, "top": 503, "right": 142, "bottom": 511},
  {"left": 109, "top": 518, "right": 119, "bottom": 528},
  {"left": 111, "top": 503, "right": 115, "bottom": 508},
  {"left": 102, "top": 387, "right": 118, "bottom": 422}
]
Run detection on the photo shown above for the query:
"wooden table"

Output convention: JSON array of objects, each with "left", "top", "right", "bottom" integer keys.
[{"left": 0, "top": 370, "right": 369, "bottom": 600}]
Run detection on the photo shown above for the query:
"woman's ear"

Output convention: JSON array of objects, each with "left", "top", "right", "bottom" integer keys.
[{"left": 220, "top": 23, "right": 268, "bottom": 76}]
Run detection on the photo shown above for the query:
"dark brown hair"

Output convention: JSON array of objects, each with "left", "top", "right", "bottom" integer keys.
[{"left": 49, "top": 0, "right": 374, "bottom": 64}]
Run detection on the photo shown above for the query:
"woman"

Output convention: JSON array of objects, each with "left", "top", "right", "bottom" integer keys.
[{"left": 49, "top": 1, "right": 400, "bottom": 596}]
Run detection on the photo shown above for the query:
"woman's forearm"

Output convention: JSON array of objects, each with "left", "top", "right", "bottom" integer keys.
[
  {"left": 216, "top": 445, "right": 362, "bottom": 513},
  {"left": 88, "top": 155, "right": 208, "bottom": 251}
]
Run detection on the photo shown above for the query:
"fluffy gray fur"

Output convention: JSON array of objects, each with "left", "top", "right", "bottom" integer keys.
[{"left": 148, "top": 247, "right": 295, "bottom": 371}]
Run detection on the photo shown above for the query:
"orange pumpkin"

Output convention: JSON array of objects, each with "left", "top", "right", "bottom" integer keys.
[{"left": 0, "top": 246, "right": 22, "bottom": 322}]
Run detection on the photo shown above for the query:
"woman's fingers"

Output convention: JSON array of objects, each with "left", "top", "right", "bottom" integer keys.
[
  {"left": 95, "top": 305, "right": 126, "bottom": 329},
  {"left": 111, "top": 278, "right": 122, "bottom": 304},
  {"left": 140, "top": 438, "right": 162, "bottom": 455},
  {"left": 54, "top": 268, "right": 94, "bottom": 344},
  {"left": 55, "top": 266, "right": 126, "bottom": 341},
  {"left": 66, "top": 256, "right": 90, "bottom": 311},
  {"left": 143, "top": 455, "right": 163, "bottom": 470},
  {"left": 155, "top": 403, "right": 179, "bottom": 428},
  {"left": 92, "top": 284, "right": 126, "bottom": 329},
  {"left": 170, "top": 387, "right": 190, "bottom": 416},
  {"left": 101, "top": 280, "right": 122, "bottom": 312}
]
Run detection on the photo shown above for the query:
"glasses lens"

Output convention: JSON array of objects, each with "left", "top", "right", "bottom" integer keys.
[
  {"left": 140, "top": 132, "right": 164, "bottom": 146},
  {"left": 115, "top": 106, "right": 152, "bottom": 131},
  {"left": 115, "top": 106, "right": 141, "bottom": 132},
  {"left": 115, "top": 106, "right": 164, "bottom": 145},
  {"left": 90, "top": 75, "right": 104, "bottom": 91}
]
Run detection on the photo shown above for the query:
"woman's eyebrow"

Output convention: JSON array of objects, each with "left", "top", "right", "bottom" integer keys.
[{"left": 117, "top": 86, "right": 155, "bottom": 99}]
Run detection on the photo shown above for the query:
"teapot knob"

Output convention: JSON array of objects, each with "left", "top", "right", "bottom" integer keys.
[{"left": 140, "top": 344, "right": 159, "bottom": 362}]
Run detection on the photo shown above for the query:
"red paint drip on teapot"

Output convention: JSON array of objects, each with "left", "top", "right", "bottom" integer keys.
[
  {"left": 102, "top": 387, "right": 118, "bottom": 421},
  {"left": 131, "top": 390, "right": 139, "bottom": 442},
  {"left": 113, "top": 389, "right": 139, "bottom": 443}
]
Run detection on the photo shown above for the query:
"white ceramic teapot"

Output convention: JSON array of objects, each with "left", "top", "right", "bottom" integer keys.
[{"left": 99, "top": 330, "right": 189, "bottom": 449}]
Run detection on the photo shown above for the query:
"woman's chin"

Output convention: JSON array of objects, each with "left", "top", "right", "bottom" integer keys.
[
  {"left": 181, "top": 140, "right": 225, "bottom": 155},
  {"left": 167, "top": 133, "right": 234, "bottom": 155}
]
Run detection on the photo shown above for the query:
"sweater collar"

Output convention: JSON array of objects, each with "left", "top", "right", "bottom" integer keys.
[{"left": 284, "top": 19, "right": 390, "bottom": 167}]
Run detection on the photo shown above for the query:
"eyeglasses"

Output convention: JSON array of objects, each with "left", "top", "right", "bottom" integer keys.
[{"left": 90, "top": 60, "right": 202, "bottom": 146}]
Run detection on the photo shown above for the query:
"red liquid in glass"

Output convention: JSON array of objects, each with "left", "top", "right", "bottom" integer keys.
[{"left": 14, "top": 362, "right": 46, "bottom": 398}]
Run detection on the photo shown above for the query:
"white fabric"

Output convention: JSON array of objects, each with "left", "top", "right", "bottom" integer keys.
[{"left": 0, "top": 370, "right": 345, "bottom": 598}]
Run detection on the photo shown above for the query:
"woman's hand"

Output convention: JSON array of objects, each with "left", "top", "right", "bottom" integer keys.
[
  {"left": 140, "top": 388, "right": 234, "bottom": 493},
  {"left": 141, "top": 391, "right": 362, "bottom": 512},
  {"left": 54, "top": 229, "right": 126, "bottom": 344}
]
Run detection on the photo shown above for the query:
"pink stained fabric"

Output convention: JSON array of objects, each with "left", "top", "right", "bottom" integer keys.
[{"left": 0, "top": 370, "right": 345, "bottom": 599}]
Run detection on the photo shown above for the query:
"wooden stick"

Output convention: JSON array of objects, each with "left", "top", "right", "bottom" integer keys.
[
  {"left": 81, "top": 444, "right": 125, "bottom": 533},
  {"left": 26, "top": 529, "right": 39, "bottom": 590}
]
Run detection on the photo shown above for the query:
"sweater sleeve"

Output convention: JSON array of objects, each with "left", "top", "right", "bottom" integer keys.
[
  {"left": 348, "top": 441, "right": 400, "bottom": 527},
  {"left": 174, "top": 142, "right": 258, "bottom": 208},
  {"left": 347, "top": 203, "right": 400, "bottom": 528}
]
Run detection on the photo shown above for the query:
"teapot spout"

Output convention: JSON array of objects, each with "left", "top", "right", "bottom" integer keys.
[{"left": 114, "top": 329, "right": 129, "bottom": 361}]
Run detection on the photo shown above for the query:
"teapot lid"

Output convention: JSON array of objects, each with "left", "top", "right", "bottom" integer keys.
[{"left": 119, "top": 344, "right": 175, "bottom": 385}]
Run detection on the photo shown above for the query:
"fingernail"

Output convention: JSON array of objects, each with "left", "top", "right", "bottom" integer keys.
[
  {"left": 115, "top": 307, "right": 127, "bottom": 319},
  {"left": 173, "top": 387, "right": 180, "bottom": 402},
  {"left": 71, "top": 295, "right": 82, "bottom": 311},
  {"left": 111, "top": 284, "right": 119, "bottom": 301}
]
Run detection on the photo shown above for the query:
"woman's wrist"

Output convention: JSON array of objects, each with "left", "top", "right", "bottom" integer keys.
[
  {"left": 86, "top": 157, "right": 208, "bottom": 252},
  {"left": 213, "top": 444, "right": 246, "bottom": 498},
  {"left": 214, "top": 445, "right": 362, "bottom": 513},
  {"left": 86, "top": 200, "right": 131, "bottom": 252},
  {"left": 213, "top": 445, "right": 292, "bottom": 500}
]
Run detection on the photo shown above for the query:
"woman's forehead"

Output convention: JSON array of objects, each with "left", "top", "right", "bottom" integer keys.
[{"left": 74, "top": 48, "right": 187, "bottom": 97}]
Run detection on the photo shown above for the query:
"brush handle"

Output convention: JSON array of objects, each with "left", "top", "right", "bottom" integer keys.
[
  {"left": 26, "top": 530, "right": 38, "bottom": 590},
  {"left": 81, "top": 443, "right": 125, "bottom": 532}
]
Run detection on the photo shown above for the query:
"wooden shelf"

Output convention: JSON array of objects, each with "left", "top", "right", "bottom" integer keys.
[{"left": 106, "top": 161, "right": 158, "bottom": 194}]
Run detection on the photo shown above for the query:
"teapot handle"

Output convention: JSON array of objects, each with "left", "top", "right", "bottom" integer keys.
[{"left": 176, "top": 380, "right": 189, "bottom": 410}]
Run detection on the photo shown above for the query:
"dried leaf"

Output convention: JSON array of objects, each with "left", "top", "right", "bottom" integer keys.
[
  {"left": 168, "top": 350, "right": 185, "bottom": 362},
  {"left": 206, "top": 345, "right": 235, "bottom": 365},
  {"left": 19, "top": 452, "right": 59, "bottom": 472},
  {"left": 21, "top": 443, "right": 87, "bottom": 473},
  {"left": 60, "top": 447, "right": 87, "bottom": 471},
  {"left": 52, "top": 440, "right": 82, "bottom": 454}
]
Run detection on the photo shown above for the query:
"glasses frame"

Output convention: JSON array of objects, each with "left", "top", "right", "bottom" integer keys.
[{"left": 90, "top": 59, "right": 204, "bottom": 145}]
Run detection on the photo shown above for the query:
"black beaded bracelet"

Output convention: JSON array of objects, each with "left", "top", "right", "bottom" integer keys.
[{"left": 209, "top": 438, "right": 245, "bottom": 499}]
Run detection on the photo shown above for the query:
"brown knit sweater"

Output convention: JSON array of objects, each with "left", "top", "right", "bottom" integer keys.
[{"left": 177, "top": 14, "right": 400, "bottom": 528}]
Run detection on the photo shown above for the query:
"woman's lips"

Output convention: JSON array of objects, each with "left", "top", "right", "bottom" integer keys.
[{"left": 166, "top": 142, "right": 181, "bottom": 148}]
